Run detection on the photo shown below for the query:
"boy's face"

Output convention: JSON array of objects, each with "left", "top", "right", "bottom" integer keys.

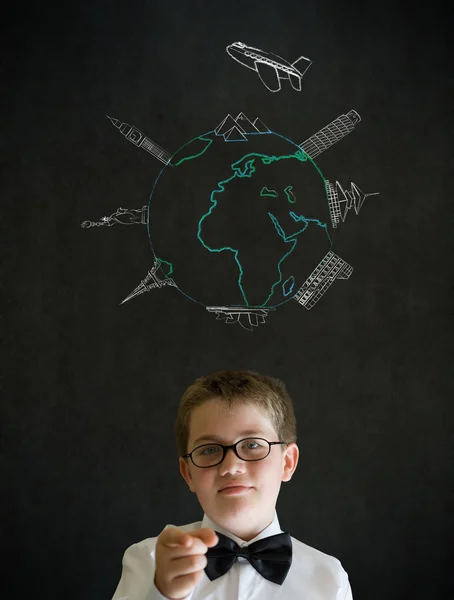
[{"left": 179, "top": 397, "right": 299, "bottom": 541}]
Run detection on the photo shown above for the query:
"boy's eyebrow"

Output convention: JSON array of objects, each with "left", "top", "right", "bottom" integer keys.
[{"left": 193, "top": 431, "right": 265, "bottom": 446}]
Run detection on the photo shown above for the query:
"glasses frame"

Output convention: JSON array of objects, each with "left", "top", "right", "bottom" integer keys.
[{"left": 182, "top": 437, "right": 288, "bottom": 468}]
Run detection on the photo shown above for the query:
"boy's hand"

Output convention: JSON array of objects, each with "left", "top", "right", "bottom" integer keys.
[{"left": 154, "top": 527, "right": 219, "bottom": 600}]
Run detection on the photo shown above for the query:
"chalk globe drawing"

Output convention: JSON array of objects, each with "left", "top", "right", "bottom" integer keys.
[
  {"left": 148, "top": 117, "right": 331, "bottom": 310},
  {"left": 82, "top": 107, "right": 377, "bottom": 330}
]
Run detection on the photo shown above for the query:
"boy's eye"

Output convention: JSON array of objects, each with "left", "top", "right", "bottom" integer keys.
[
  {"left": 241, "top": 439, "right": 267, "bottom": 451},
  {"left": 197, "top": 445, "right": 221, "bottom": 456}
]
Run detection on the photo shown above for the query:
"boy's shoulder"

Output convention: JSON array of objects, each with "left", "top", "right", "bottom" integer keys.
[{"left": 290, "top": 534, "right": 344, "bottom": 571}]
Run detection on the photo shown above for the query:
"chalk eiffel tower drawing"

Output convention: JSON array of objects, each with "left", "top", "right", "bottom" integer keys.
[{"left": 121, "top": 260, "right": 176, "bottom": 305}]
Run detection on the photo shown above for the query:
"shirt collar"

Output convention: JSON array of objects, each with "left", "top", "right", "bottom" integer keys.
[{"left": 201, "top": 510, "right": 282, "bottom": 547}]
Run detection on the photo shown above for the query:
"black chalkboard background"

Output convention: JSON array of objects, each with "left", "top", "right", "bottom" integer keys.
[{"left": 3, "top": 1, "right": 453, "bottom": 599}]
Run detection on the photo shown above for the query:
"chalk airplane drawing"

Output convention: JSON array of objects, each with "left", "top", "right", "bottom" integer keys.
[{"left": 226, "top": 42, "right": 311, "bottom": 92}]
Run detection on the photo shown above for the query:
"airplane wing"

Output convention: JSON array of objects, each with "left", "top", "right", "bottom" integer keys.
[
  {"left": 289, "top": 72, "right": 302, "bottom": 91},
  {"left": 255, "top": 61, "right": 281, "bottom": 92}
]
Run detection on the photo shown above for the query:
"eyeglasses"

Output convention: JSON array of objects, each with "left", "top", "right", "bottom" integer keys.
[{"left": 182, "top": 437, "right": 288, "bottom": 468}]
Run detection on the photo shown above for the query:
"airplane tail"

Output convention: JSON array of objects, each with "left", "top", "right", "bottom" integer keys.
[{"left": 292, "top": 55, "right": 312, "bottom": 76}]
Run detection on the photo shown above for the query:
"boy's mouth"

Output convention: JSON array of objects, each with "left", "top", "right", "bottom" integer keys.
[
  {"left": 219, "top": 481, "right": 253, "bottom": 492},
  {"left": 219, "top": 486, "right": 252, "bottom": 495}
]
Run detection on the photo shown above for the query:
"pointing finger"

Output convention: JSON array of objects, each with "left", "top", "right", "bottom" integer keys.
[
  {"left": 190, "top": 528, "right": 219, "bottom": 548},
  {"left": 161, "top": 527, "right": 194, "bottom": 549}
]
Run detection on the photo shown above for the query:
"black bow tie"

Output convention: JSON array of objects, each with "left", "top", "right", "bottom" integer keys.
[{"left": 205, "top": 531, "right": 292, "bottom": 585}]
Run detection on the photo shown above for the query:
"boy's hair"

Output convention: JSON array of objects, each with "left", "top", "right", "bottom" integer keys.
[{"left": 175, "top": 369, "right": 297, "bottom": 457}]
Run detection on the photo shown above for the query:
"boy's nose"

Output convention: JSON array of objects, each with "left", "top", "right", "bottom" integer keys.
[{"left": 219, "top": 448, "right": 247, "bottom": 474}]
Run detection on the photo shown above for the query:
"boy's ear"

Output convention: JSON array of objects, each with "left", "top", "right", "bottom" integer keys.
[
  {"left": 179, "top": 457, "right": 196, "bottom": 492},
  {"left": 281, "top": 443, "right": 299, "bottom": 482}
]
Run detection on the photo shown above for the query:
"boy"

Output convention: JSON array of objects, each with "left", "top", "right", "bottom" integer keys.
[{"left": 112, "top": 370, "right": 353, "bottom": 599}]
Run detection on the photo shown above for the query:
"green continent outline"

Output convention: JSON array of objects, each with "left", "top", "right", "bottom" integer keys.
[
  {"left": 197, "top": 150, "right": 328, "bottom": 307},
  {"left": 172, "top": 135, "right": 213, "bottom": 167}
]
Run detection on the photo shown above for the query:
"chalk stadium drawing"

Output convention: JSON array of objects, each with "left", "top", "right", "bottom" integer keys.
[{"left": 206, "top": 306, "right": 274, "bottom": 332}]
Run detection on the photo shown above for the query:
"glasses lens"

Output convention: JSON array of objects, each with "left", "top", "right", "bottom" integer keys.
[
  {"left": 192, "top": 444, "right": 223, "bottom": 467},
  {"left": 236, "top": 438, "right": 270, "bottom": 461},
  {"left": 191, "top": 438, "right": 270, "bottom": 467}
]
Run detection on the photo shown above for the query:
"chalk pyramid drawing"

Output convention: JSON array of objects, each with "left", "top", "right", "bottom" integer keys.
[
  {"left": 252, "top": 117, "right": 270, "bottom": 132},
  {"left": 215, "top": 113, "right": 270, "bottom": 142},
  {"left": 215, "top": 114, "right": 246, "bottom": 136},
  {"left": 235, "top": 112, "right": 260, "bottom": 134},
  {"left": 224, "top": 126, "right": 248, "bottom": 141}
]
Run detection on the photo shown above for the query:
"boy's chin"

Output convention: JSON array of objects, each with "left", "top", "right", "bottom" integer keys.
[
  {"left": 208, "top": 503, "right": 273, "bottom": 542},
  {"left": 210, "top": 495, "right": 260, "bottom": 521}
]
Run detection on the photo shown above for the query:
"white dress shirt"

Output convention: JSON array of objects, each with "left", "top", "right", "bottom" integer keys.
[{"left": 112, "top": 511, "right": 353, "bottom": 600}]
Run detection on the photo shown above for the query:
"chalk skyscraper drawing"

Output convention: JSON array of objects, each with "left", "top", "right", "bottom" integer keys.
[
  {"left": 107, "top": 115, "right": 171, "bottom": 164},
  {"left": 299, "top": 110, "right": 361, "bottom": 159},
  {"left": 293, "top": 251, "right": 353, "bottom": 309}
]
